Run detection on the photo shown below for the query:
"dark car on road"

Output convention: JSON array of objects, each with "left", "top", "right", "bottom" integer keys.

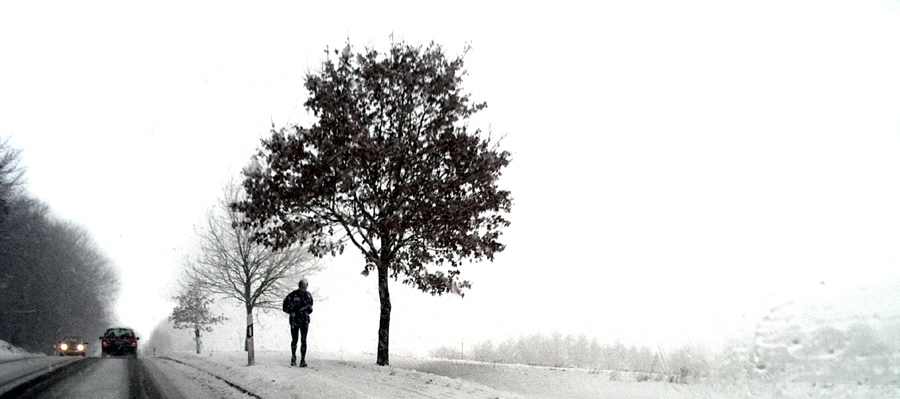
[
  {"left": 100, "top": 327, "right": 139, "bottom": 358},
  {"left": 57, "top": 336, "right": 88, "bottom": 356}
]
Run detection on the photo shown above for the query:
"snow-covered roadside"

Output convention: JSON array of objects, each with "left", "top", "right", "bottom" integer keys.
[
  {"left": 161, "top": 349, "right": 900, "bottom": 399},
  {"left": 0, "top": 339, "right": 34, "bottom": 361},
  {"left": 0, "top": 339, "right": 80, "bottom": 396},
  {"left": 143, "top": 357, "right": 255, "bottom": 399},
  {"left": 392, "top": 358, "right": 688, "bottom": 399},
  {"left": 163, "top": 350, "right": 523, "bottom": 399},
  {"left": 395, "top": 357, "right": 900, "bottom": 399}
]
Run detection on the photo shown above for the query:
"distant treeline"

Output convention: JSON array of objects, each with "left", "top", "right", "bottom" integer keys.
[
  {"left": 430, "top": 332, "right": 711, "bottom": 381},
  {"left": 431, "top": 325, "right": 900, "bottom": 386},
  {"left": 0, "top": 137, "right": 118, "bottom": 353}
]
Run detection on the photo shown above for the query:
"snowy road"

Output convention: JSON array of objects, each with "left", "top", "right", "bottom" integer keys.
[
  {"left": 0, "top": 357, "right": 254, "bottom": 399},
  {"left": 0, "top": 356, "right": 78, "bottom": 395}
]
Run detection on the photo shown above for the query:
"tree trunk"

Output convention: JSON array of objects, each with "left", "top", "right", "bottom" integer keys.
[
  {"left": 246, "top": 308, "right": 255, "bottom": 366},
  {"left": 376, "top": 264, "right": 391, "bottom": 366},
  {"left": 194, "top": 326, "right": 201, "bottom": 354}
]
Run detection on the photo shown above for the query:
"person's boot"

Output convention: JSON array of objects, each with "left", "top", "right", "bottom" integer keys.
[
  {"left": 300, "top": 344, "right": 307, "bottom": 367},
  {"left": 291, "top": 354, "right": 297, "bottom": 366}
]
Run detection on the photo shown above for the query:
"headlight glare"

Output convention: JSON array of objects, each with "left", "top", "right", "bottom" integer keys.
[
  {"left": 60, "top": 343, "right": 68, "bottom": 351},
  {"left": 76, "top": 344, "right": 85, "bottom": 351}
]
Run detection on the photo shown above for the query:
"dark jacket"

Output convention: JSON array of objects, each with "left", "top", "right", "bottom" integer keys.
[{"left": 283, "top": 289, "right": 313, "bottom": 328}]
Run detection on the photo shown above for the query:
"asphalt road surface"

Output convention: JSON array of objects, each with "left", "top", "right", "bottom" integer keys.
[{"left": 0, "top": 357, "right": 250, "bottom": 399}]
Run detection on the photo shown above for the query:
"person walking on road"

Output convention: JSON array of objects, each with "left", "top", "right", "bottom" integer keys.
[{"left": 283, "top": 278, "right": 313, "bottom": 367}]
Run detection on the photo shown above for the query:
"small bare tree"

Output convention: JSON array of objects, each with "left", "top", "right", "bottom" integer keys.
[
  {"left": 169, "top": 283, "right": 226, "bottom": 354},
  {"left": 185, "top": 182, "right": 320, "bottom": 365}
]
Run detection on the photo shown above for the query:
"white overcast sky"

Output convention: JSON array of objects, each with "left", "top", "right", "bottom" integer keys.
[{"left": 3, "top": 0, "right": 900, "bottom": 354}]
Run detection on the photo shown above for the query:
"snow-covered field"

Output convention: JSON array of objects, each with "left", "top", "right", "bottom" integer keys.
[
  {"left": 161, "top": 350, "right": 900, "bottom": 399},
  {"left": 162, "top": 350, "right": 520, "bottom": 399}
]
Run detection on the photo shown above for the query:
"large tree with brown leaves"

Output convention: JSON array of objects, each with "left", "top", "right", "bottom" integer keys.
[{"left": 234, "top": 40, "right": 512, "bottom": 366}]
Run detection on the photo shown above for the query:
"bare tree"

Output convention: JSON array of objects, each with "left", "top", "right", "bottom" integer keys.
[
  {"left": 185, "top": 181, "right": 320, "bottom": 365},
  {"left": 170, "top": 283, "right": 226, "bottom": 354}
]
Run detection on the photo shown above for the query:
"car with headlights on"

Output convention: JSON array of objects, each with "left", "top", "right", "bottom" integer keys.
[
  {"left": 100, "top": 327, "right": 139, "bottom": 358},
  {"left": 57, "top": 336, "right": 88, "bottom": 356}
]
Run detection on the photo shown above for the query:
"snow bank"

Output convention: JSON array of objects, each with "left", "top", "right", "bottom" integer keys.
[
  {"left": 0, "top": 339, "right": 32, "bottom": 361},
  {"left": 162, "top": 350, "right": 524, "bottom": 399},
  {"left": 156, "top": 350, "right": 900, "bottom": 399},
  {"left": 0, "top": 342, "right": 890, "bottom": 398}
]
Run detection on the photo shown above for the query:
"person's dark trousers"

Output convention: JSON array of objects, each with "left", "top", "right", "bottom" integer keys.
[{"left": 290, "top": 323, "right": 309, "bottom": 365}]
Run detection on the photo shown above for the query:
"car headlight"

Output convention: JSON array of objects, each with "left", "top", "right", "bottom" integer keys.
[
  {"left": 76, "top": 344, "right": 85, "bottom": 351},
  {"left": 60, "top": 343, "right": 68, "bottom": 351}
]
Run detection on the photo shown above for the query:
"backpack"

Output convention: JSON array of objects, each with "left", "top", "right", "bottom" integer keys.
[{"left": 282, "top": 292, "right": 293, "bottom": 314}]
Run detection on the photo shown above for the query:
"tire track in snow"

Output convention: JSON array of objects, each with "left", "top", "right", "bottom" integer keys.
[{"left": 158, "top": 356, "right": 262, "bottom": 399}]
